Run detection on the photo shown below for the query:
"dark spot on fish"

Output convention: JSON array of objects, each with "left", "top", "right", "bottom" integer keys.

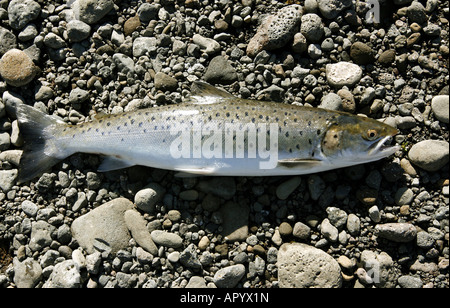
[
  {"left": 289, "top": 148, "right": 293, "bottom": 153},
  {"left": 251, "top": 118, "right": 256, "bottom": 123},
  {"left": 99, "top": 120, "right": 103, "bottom": 123},
  {"left": 308, "top": 139, "right": 312, "bottom": 145},
  {"left": 259, "top": 115, "right": 263, "bottom": 119},
  {"left": 124, "top": 122, "right": 128, "bottom": 127},
  {"left": 317, "top": 129, "right": 321, "bottom": 135},
  {"left": 216, "top": 113, "right": 220, "bottom": 117},
  {"left": 143, "top": 129, "right": 147, "bottom": 133},
  {"left": 151, "top": 116, "right": 156, "bottom": 121},
  {"left": 128, "top": 115, "right": 132, "bottom": 119},
  {"left": 72, "top": 134, "right": 76, "bottom": 138},
  {"left": 208, "top": 115, "right": 212, "bottom": 121},
  {"left": 226, "top": 112, "right": 230, "bottom": 117},
  {"left": 294, "top": 118, "right": 298, "bottom": 122},
  {"left": 138, "top": 122, "right": 143, "bottom": 127},
  {"left": 131, "top": 119, "right": 135, "bottom": 124},
  {"left": 117, "top": 126, "right": 121, "bottom": 130},
  {"left": 245, "top": 112, "right": 249, "bottom": 116},
  {"left": 96, "top": 128, "right": 99, "bottom": 132},
  {"left": 107, "top": 122, "right": 111, "bottom": 126},
  {"left": 308, "top": 121, "right": 311, "bottom": 126},
  {"left": 121, "top": 138, "right": 124, "bottom": 142},
  {"left": 87, "top": 128, "right": 92, "bottom": 132},
  {"left": 285, "top": 132, "right": 289, "bottom": 138},
  {"left": 296, "top": 144, "right": 300, "bottom": 150}
]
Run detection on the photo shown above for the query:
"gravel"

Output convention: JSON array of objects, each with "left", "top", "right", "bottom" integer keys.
[{"left": 0, "top": 0, "right": 448, "bottom": 290}]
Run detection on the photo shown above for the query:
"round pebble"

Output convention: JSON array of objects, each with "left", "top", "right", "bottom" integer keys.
[{"left": 0, "top": 48, "right": 37, "bottom": 86}]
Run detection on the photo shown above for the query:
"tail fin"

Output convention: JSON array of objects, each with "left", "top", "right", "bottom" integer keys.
[{"left": 6, "top": 101, "right": 68, "bottom": 183}]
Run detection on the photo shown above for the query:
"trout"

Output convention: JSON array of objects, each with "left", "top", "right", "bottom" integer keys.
[{"left": 7, "top": 82, "right": 399, "bottom": 183}]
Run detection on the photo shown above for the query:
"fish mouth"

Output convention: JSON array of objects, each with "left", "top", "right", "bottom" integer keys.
[{"left": 368, "top": 135, "right": 399, "bottom": 157}]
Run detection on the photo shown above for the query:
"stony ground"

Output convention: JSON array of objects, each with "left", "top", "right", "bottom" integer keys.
[{"left": 0, "top": 0, "right": 449, "bottom": 288}]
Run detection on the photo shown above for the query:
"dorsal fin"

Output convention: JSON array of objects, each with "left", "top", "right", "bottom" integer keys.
[{"left": 188, "top": 81, "right": 235, "bottom": 104}]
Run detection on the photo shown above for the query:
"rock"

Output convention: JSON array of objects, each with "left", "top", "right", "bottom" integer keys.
[
  {"left": 378, "top": 50, "right": 396, "bottom": 66},
  {"left": 276, "top": 176, "right": 301, "bottom": 200},
  {"left": 277, "top": 243, "right": 342, "bottom": 288},
  {"left": 408, "top": 140, "right": 449, "bottom": 172},
  {"left": 186, "top": 276, "right": 208, "bottom": 288},
  {"left": 124, "top": 209, "right": 158, "bottom": 255},
  {"left": 292, "top": 222, "right": 311, "bottom": 240},
  {"left": 321, "top": 218, "right": 339, "bottom": 242},
  {"left": 21, "top": 200, "right": 38, "bottom": 217},
  {"left": 85, "top": 251, "right": 102, "bottom": 274},
  {"left": 192, "top": 34, "right": 220, "bottom": 55},
  {"left": 69, "top": 88, "right": 89, "bottom": 105},
  {"left": 73, "top": 0, "right": 115, "bottom": 25},
  {"left": 67, "top": 20, "right": 91, "bottom": 42},
  {"left": 350, "top": 42, "right": 375, "bottom": 65},
  {"left": 71, "top": 198, "right": 134, "bottom": 254},
  {"left": 132, "top": 37, "right": 157, "bottom": 57},
  {"left": 326, "top": 62, "right": 362, "bottom": 88},
  {"left": 407, "top": 1, "right": 428, "bottom": 24},
  {"left": 319, "top": 93, "right": 343, "bottom": 111},
  {"left": 394, "top": 187, "right": 414, "bottom": 206},
  {"left": 150, "top": 230, "right": 183, "bottom": 248},
  {"left": 0, "top": 26, "right": 17, "bottom": 56},
  {"left": 7, "top": 0, "right": 41, "bottom": 30},
  {"left": 179, "top": 244, "right": 202, "bottom": 271},
  {"left": 347, "top": 214, "right": 361, "bottom": 236},
  {"left": 416, "top": 231, "right": 435, "bottom": 249},
  {"left": 134, "top": 183, "right": 165, "bottom": 213},
  {"left": 137, "top": 3, "right": 159, "bottom": 23},
  {"left": 112, "top": 53, "right": 134, "bottom": 74},
  {"left": 360, "top": 250, "right": 397, "bottom": 288},
  {"left": 326, "top": 207, "right": 348, "bottom": 229},
  {"left": 307, "top": 174, "right": 326, "bottom": 201},
  {"left": 213, "top": 264, "right": 246, "bottom": 288},
  {"left": 220, "top": 201, "right": 249, "bottom": 242},
  {"left": 124, "top": 16, "right": 141, "bottom": 36},
  {"left": 317, "top": 0, "right": 352, "bottom": 19},
  {"left": 375, "top": 223, "right": 417, "bottom": 243},
  {"left": 300, "top": 13, "right": 324, "bottom": 43},
  {"left": 246, "top": 5, "right": 302, "bottom": 57},
  {"left": 431, "top": 95, "right": 449, "bottom": 123},
  {"left": 197, "top": 177, "right": 236, "bottom": 200},
  {"left": 203, "top": 55, "right": 238, "bottom": 85},
  {"left": 29, "top": 220, "right": 55, "bottom": 252},
  {"left": 154, "top": 72, "right": 178, "bottom": 92},
  {"left": 13, "top": 257, "right": 42, "bottom": 288},
  {"left": 292, "top": 33, "right": 308, "bottom": 54},
  {"left": 0, "top": 49, "right": 37, "bottom": 87},
  {"left": 398, "top": 275, "right": 423, "bottom": 288},
  {"left": 43, "top": 33, "right": 66, "bottom": 49},
  {"left": 43, "top": 260, "right": 81, "bottom": 288}
]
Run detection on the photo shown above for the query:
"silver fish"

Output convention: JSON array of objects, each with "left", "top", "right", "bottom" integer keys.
[{"left": 7, "top": 82, "right": 399, "bottom": 183}]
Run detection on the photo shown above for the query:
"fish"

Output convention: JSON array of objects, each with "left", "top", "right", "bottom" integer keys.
[{"left": 6, "top": 81, "right": 399, "bottom": 183}]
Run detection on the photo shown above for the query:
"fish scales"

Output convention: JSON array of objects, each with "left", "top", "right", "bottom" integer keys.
[{"left": 7, "top": 81, "right": 399, "bottom": 183}]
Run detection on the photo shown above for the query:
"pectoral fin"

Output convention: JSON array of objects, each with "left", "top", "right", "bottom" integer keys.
[{"left": 277, "top": 158, "right": 322, "bottom": 169}]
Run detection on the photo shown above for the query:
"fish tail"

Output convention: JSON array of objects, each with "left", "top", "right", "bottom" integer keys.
[{"left": 6, "top": 101, "right": 71, "bottom": 183}]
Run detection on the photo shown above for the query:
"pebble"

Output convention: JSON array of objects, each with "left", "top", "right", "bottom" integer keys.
[
  {"left": 0, "top": 48, "right": 37, "bottom": 87},
  {"left": 154, "top": 72, "right": 178, "bottom": 92},
  {"left": 431, "top": 95, "right": 449, "bottom": 123},
  {"left": 321, "top": 218, "right": 339, "bottom": 242},
  {"left": 203, "top": 55, "right": 238, "bottom": 85},
  {"left": 317, "top": 0, "right": 352, "bottom": 19},
  {"left": 0, "top": 26, "right": 17, "bottom": 55},
  {"left": 350, "top": 42, "right": 375, "bottom": 65},
  {"left": 213, "top": 264, "right": 246, "bottom": 288},
  {"left": 220, "top": 201, "right": 249, "bottom": 242},
  {"left": 395, "top": 187, "right": 414, "bottom": 206},
  {"left": 43, "top": 260, "right": 81, "bottom": 288},
  {"left": 7, "top": 0, "right": 41, "bottom": 30},
  {"left": 375, "top": 223, "right": 417, "bottom": 243},
  {"left": 150, "top": 230, "right": 183, "bottom": 248},
  {"left": 13, "top": 257, "right": 42, "bottom": 288},
  {"left": 319, "top": 93, "right": 343, "bottom": 111},
  {"left": 407, "top": 1, "right": 428, "bottom": 24},
  {"left": 347, "top": 214, "right": 361, "bottom": 236},
  {"left": 276, "top": 176, "right": 301, "bottom": 200},
  {"left": 71, "top": 198, "right": 134, "bottom": 254},
  {"left": 67, "top": 20, "right": 91, "bottom": 42},
  {"left": 326, "top": 62, "right": 363, "bottom": 88},
  {"left": 360, "top": 250, "right": 397, "bottom": 288},
  {"left": 277, "top": 243, "right": 342, "bottom": 288},
  {"left": 300, "top": 13, "right": 324, "bottom": 43},
  {"left": 292, "top": 222, "right": 311, "bottom": 240},
  {"left": 73, "top": 0, "right": 115, "bottom": 25},
  {"left": 134, "top": 183, "right": 165, "bottom": 213},
  {"left": 21, "top": 200, "right": 38, "bottom": 217},
  {"left": 124, "top": 209, "right": 158, "bottom": 255},
  {"left": 192, "top": 34, "right": 220, "bottom": 55},
  {"left": 398, "top": 275, "right": 423, "bottom": 288},
  {"left": 408, "top": 140, "right": 449, "bottom": 172},
  {"left": 246, "top": 5, "right": 302, "bottom": 56}
]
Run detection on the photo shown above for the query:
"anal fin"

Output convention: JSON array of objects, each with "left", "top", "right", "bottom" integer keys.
[{"left": 98, "top": 156, "right": 135, "bottom": 172}]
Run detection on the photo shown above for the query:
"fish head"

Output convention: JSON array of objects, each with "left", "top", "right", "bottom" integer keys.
[{"left": 320, "top": 115, "right": 399, "bottom": 164}]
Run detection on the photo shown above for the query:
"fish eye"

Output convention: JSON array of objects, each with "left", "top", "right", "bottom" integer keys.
[{"left": 366, "top": 129, "right": 378, "bottom": 140}]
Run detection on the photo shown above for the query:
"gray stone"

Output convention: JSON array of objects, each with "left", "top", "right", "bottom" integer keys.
[
  {"left": 69, "top": 88, "right": 89, "bottom": 105},
  {"left": 347, "top": 214, "right": 361, "bottom": 236},
  {"left": 204, "top": 55, "right": 238, "bottom": 85},
  {"left": 132, "top": 37, "right": 157, "bottom": 57},
  {"left": 408, "top": 140, "right": 449, "bottom": 172},
  {"left": 398, "top": 275, "right": 423, "bottom": 288},
  {"left": 276, "top": 176, "right": 301, "bottom": 200},
  {"left": 246, "top": 5, "right": 302, "bottom": 56},
  {"left": 319, "top": 93, "right": 343, "bottom": 111},
  {"left": 395, "top": 187, "right": 414, "bottom": 206},
  {"left": 7, "top": 0, "right": 41, "bottom": 30},
  {"left": 13, "top": 257, "right": 42, "bottom": 288},
  {"left": 154, "top": 72, "right": 178, "bottom": 92},
  {"left": 300, "top": 13, "right": 324, "bottom": 43},
  {"left": 71, "top": 198, "right": 134, "bottom": 254},
  {"left": 292, "top": 222, "right": 311, "bottom": 240},
  {"left": 277, "top": 243, "right": 342, "bottom": 288},
  {"left": 134, "top": 183, "right": 165, "bottom": 213},
  {"left": 375, "top": 223, "right": 417, "bottom": 243},
  {"left": 220, "top": 201, "right": 249, "bottom": 242},
  {"left": 179, "top": 244, "right": 202, "bottom": 271},
  {"left": 43, "top": 33, "right": 66, "bottom": 49},
  {"left": 150, "top": 230, "right": 183, "bottom": 248},
  {"left": 0, "top": 169, "right": 18, "bottom": 192},
  {"left": 326, "top": 62, "right": 362, "bottom": 88},
  {"left": 307, "top": 174, "right": 326, "bottom": 201},
  {"left": 192, "top": 34, "right": 220, "bottom": 55},
  {"left": 67, "top": 20, "right": 91, "bottom": 42},
  {"left": 0, "top": 26, "right": 17, "bottom": 55},
  {"left": 0, "top": 48, "right": 37, "bottom": 87},
  {"left": 407, "top": 1, "right": 428, "bottom": 24},
  {"left": 416, "top": 231, "right": 435, "bottom": 249},
  {"left": 431, "top": 95, "right": 449, "bottom": 124},
  {"left": 360, "top": 250, "right": 397, "bottom": 288},
  {"left": 112, "top": 53, "right": 135, "bottom": 74},
  {"left": 186, "top": 276, "right": 208, "bottom": 288},
  {"left": 43, "top": 260, "right": 81, "bottom": 288},
  {"left": 137, "top": 3, "right": 159, "bottom": 22},
  {"left": 198, "top": 177, "right": 236, "bottom": 200},
  {"left": 85, "top": 251, "right": 102, "bottom": 274},
  {"left": 321, "top": 218, "right": 339, "bottom": 242},
  {"left": 317, "top": 0, "right": 352, "bottom": 19},
  {"left": 21, "top": 200, "right": 38, "bottom": 217},
  {"left": 124, "top": 209, "right": 158, "bottom": 255},
  {"left": 214, "top": 264, "right": 246, "bottom": 288},
  {"left": 73, "top": 0, "right": 114, "bottom": 24},
  {"left": 326, "top": 207, "right": 348, "bottom": 229},
  {"left": 29, "top": 220, "right": 55, "bottom": 252}
]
